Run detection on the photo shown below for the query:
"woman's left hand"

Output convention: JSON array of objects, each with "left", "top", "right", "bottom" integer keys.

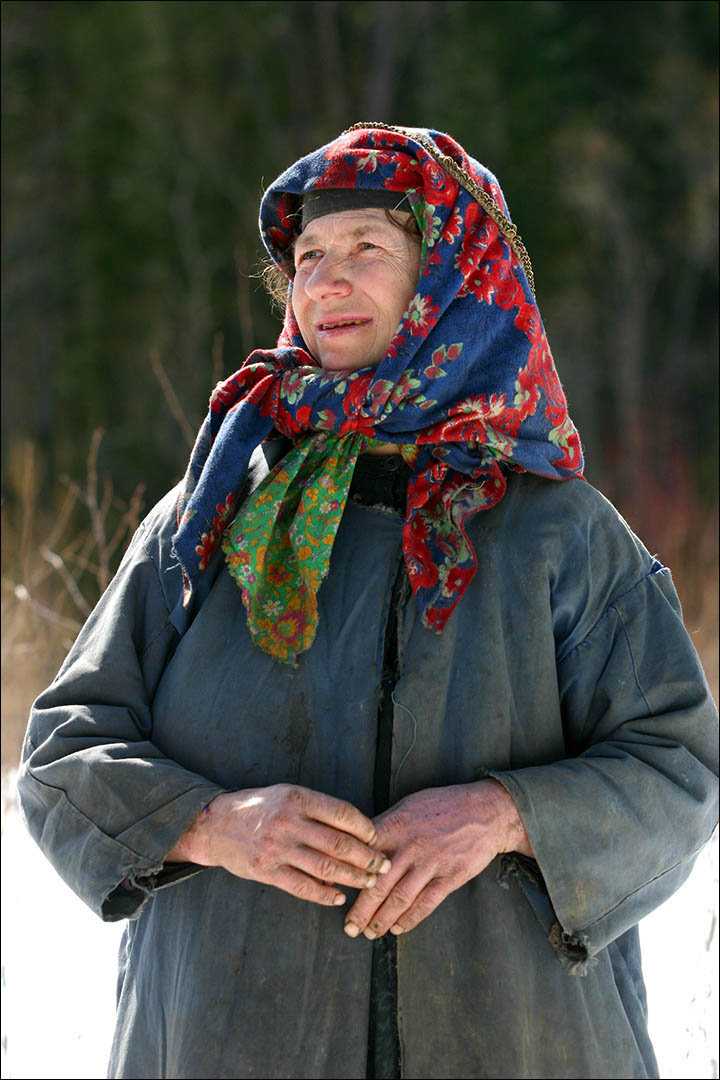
[{"left": 343, "top": 779, "right": 533, "bottom": 939}]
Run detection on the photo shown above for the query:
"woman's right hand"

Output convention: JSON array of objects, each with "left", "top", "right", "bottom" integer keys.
[{"left": 165, "top": 784, "right": 392, "bottom": 907}]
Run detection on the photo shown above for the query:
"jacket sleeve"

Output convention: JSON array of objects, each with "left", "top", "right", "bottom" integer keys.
[
  {"left": 490, "top": 489, "right": 718, "bottom": 970},
  {"left": 17, "top": 486, "right": 227, "bottom": 922}
]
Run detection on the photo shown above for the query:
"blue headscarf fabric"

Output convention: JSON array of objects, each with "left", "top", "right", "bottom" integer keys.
[{"left": 172, "top": 124, "right": 584, "bottom": 639}]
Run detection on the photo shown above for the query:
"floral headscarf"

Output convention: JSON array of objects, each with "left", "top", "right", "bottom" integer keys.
[{"left": 172, "top": 124, "right": 584, "bottom": 662}]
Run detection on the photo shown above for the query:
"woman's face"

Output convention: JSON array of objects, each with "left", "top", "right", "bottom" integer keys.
[{"left": 291, "top": 208, "right": 420, "bottom": 373}]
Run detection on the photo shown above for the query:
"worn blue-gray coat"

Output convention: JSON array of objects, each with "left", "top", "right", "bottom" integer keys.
[{"left": 19, "top": 447, "right": 719, "bottom": 1080}]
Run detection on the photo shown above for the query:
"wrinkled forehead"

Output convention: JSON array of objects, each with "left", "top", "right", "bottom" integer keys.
[{"left": 295, "top": 207, "right": 411, "bottom": 250}]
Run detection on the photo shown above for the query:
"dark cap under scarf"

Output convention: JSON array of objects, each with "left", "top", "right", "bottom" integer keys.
[{"left": 300, "top": 188, "right": 412, "bottom": 230}]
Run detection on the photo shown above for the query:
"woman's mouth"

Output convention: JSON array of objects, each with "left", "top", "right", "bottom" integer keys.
[{"left": 317, "top": 317, "right": 372, "bottom": 334}]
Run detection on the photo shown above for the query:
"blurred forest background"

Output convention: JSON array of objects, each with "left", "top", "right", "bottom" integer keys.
[{"left": 2, "top": 0, "right": 718, "bottom": 767}]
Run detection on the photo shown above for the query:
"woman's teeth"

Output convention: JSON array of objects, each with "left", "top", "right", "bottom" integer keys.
[{"left": 321, "top": 319, "right": 367, "bottom": 330}]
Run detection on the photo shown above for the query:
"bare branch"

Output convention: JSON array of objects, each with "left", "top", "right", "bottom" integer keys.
[
  {"left": 101, "top": 472, "right": 114, "bottom": 520},
  {"left": 149, "top": 348, "right": 197, "bottom": 449},
  {"left": 105, "top": 483, "right": 146, "bottom": 562},
  {"left": 60, "top": 553, "right": 102, "bottom": 577},
  {"left": 19, "top": 442, "right": 37, "bottom": 588},
  {"left": 85, "top": 429, "right": 111, "bottom": 593},
  {"left": 41, "top": 484, "right": 78, "bottom": 565},
  {"left": 58, "top": 473, "right": 88, "bottom": 507},
  {"left": 4, "top": 581, "right": 82, "bottom": 635},
  {"left": 25, "top": 529, "right": 89, "bottom": 592},
  {"left": 39, "top": 546, "right": 92, "bottom": 616}
]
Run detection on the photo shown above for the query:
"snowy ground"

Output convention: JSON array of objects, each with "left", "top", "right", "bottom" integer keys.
[{"left": 2, "top": 770, "right": 717, "bottom": 1080}]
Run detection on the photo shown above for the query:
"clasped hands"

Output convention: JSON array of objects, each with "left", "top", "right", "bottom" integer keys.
[{"left": 168, "top": 780, "right": 532, "bottom": 939}]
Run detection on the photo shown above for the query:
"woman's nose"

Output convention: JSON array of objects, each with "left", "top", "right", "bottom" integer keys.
[{"left": 303, "top": 255, "right": 352, "bottom": 300}]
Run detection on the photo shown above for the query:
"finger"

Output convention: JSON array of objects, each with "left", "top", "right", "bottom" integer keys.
[
  {"left": 343, "top": 865, "right": 411, "bottom": 938},
  {"left": 270, "top": 865, "right": 347, "bottom": 907},
  {"left": 297, "top": 788, "right": 379, "bottom": 845},
  {"left": 388, "top": 878, "right": 453, "bottom": 935},
  {"left": 292, "top": 844, "right": 379, "bottom": 890},
  {"left": 355, "top": 867, "right": 430, "bottom": 939},
  {"left": 298, "top": 820, "right": 392, "bottom": 874}
]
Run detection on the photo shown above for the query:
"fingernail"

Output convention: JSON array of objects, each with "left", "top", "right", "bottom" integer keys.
[
  {"left": 390, "top": 924, "right": 404, "bottom": 935},
  {"left": 379, "top": 859, "right": 392, "bottom": 874},
  {"left": 333, "top": 893, "right": 347, "bottom": 906},
  {"left": 344, "top": 922, "right": 361, "bottom": 938},
  {"left": 365, "top": 874, "right": 377, "bottom": 888},
  {"left": 364, "top": 928, "right": 377, "bottom": 940}
]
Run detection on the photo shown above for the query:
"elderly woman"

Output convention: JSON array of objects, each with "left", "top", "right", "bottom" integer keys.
[{"left": 19, "top": 124, "right": 718, "bottom": 1080}]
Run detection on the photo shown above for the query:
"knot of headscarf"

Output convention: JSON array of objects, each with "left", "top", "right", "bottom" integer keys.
[{"left": 172, "top": 124, "right": 584, "bottom": 663}]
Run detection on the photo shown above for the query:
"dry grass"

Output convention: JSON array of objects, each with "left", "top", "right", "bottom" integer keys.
[
  {"left": 2, "top": 435, "right": 145, "bottom": 768},
  {"left": 677, "top": 563, "right": 719, "bottom": 713}
]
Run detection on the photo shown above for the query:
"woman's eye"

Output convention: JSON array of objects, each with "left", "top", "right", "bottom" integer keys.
[
  {"left": 296, "top": 250, "right": 321, "bottom": 265},
  {"left": 359, "top": 241, "right": 378, "bottom": 251}
]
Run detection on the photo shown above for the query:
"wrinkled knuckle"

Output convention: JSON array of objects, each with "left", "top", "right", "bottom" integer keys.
[
  {"left": 371, "top": 875, "right": 390, "bottom": 897},
  {"left": 293, "top": 877, "right": 314, "bottom": 901},
  {"left": 347, "top": 900, "right": 370, "bottom": 924},
  {"left": 416, "top": 893, "right": 437, "bottom": 916},
  {"left": 333, "top": 801, "right": 355, "bottom": 827},
  {"left": 427, "top": 875, "right": 447, "bottom": 895},
  {"left": 318, "top": 856, "right": 337, "bottom": 881},
  {"left": 391, "top": 884, "right": 413, "bottom": 907},
  {"left": 330, "top": 833, "right": 352, "bottom": 859}
]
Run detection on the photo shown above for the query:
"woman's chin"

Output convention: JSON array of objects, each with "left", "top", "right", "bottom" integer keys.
[{"left": 319, "top": 354, "right": 378, "bottom": 374}]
